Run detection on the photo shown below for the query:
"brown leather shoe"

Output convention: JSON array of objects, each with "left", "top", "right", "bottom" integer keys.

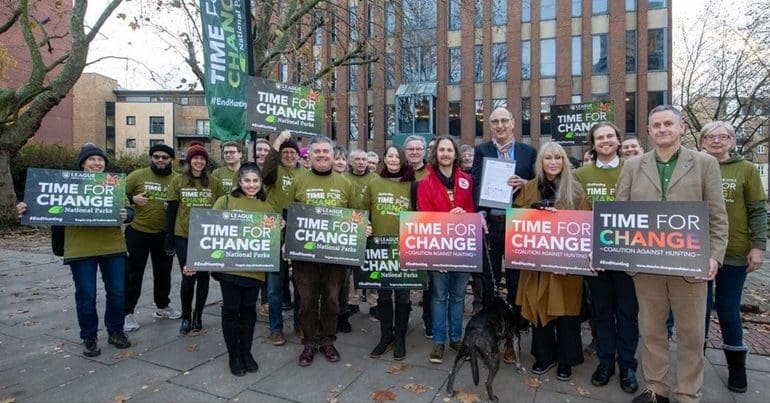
[
  {"left": 320, "top": 344, "right": 340, "bottom": 362},
  {"left": 298, "top": 345, "right": 315, "bottom": 367},
  {"left": 502, "top": 342, "right": 516, "bottom": 364}
]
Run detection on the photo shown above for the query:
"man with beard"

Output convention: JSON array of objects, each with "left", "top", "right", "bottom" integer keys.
[
  {"left": 254, "top": 138, "right": 271, "bottom": 169},
  {"left": 123, "top": 144, "right": 181, "bottom": 332}
]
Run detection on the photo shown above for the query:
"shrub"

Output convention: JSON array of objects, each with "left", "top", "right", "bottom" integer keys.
[{"left": 11, "top": 143, "right": 79, "bottom": 201}]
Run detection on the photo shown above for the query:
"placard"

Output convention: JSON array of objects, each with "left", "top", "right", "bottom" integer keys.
[
  {"left": 478, "top": 158, "right": 517, "bottom": 209},
  {"left": 504, "top": 208, "right": 596, "bottom": 276},
  {"left": 21, "top": 168, "right": 126, "bottom": 226},
  {"left": 285, "top": 203, "right": 368, "bottom": 265},
  {"left": 354, "top": 236, "right": 428, "bottom": 290},
  {"left": 187, "top": 208, "right": 282, "bottom": 271},
  {"left": 550, "top": 101, "right": 615, "bottom": 145},
  {"left": 592, "top": 201, "right": 710, "bottom": 277},
  {"left": 399, "top": 212, "right": 483, "bottom": 272},
  {"left": 246, "top": 77, "right": 323, "bottom": 136}
]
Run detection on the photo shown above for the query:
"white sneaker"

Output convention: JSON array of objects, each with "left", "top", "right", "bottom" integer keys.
[
  {"left": 153, "top": 307, "right": 182, "bottom": 319},
  {"left": 124, "top": 314, "right": 140, "bottom": 332}
]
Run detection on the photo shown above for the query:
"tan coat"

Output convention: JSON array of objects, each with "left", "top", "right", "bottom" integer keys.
[{"left": 513, "top": 180, "right": 588, "bottom": 326}]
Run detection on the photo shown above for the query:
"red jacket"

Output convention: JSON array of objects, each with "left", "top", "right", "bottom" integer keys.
[{"left": 416, "top": 164, "right": 475, "bottom": 212}]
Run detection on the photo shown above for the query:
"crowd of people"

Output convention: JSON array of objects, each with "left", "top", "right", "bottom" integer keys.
[{"left": 15, "top": 104, "right": 766, "bottom": 403}]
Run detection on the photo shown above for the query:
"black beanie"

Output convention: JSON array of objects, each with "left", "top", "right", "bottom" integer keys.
[
  {"left": 77, "top": 143, "right": 108, "bottom": 167},
  {"left": 279, "top": 139, "right": 300, "bottom": 154},
  {"left": 149, "top": 143, "right": 175, "bottom": 159}
]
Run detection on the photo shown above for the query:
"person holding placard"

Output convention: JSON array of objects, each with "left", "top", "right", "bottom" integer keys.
[
  {"left": 699, "top": 121, "right": 766, "bottom": 393},
  {"left": 16, "top": 144, "right": 133, "bottom": 357},
  {"left": 576, "top": 123, "right": 639, "bottom": 393},
  {"left": 211, "top": 163, "right": 281, "bottom": 376},
  {"left": 165, "top": 142, "right": 224, "bottom": 335},
  {"left": 416, "top": 135, "right": 476, "bottom": 364},
  {"left": 515, "top": 142, "right": 588, "bottom": 382},
  {"left": 363, "top": 145, "right": 416, "bottom": 361},
  {"left": 617, "top": 105, "right": 727, "bottom": 403}
]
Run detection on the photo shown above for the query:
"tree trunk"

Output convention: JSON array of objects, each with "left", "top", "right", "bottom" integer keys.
[{"left": 0, "top": 149, "right": 17, "bottom": 225}]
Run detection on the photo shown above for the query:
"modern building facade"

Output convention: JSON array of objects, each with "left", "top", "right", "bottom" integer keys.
[{"left": 303, "top": 0, "right": 672, "bottom": 155}]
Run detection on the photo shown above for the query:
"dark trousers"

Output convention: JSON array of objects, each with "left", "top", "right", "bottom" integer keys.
[
  {"left": 219, "top": 279, "right": 260, "bottom": 356},
  {"left": 587, "top": 271, "right": 639, "bottom": 371},
  {"left": 488, "top": 220, "right": 521, "bottom": 306},
  {"left": 421, "top": 280, "right": 433, "bottom": 330},
  {"left": 293, "top": 261, "right": 347, "bottom": 346},
  {"left": 175, "top": 236, "right": 209, "bottom": 318},
  {"left": 531, "top": 315, "right": 584, "bottom": 368},
  {"left": 124, "top": 226, "right": 174, "bottom": 314}
]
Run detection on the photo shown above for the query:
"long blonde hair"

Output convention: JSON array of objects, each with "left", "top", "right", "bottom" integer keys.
[{"left": 533, "top": 142, "right": 584, "bottom": 210}]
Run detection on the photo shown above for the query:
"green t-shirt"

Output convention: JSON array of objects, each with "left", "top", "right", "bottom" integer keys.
[
  {"left": 64, "top": 226, "right": 127, "bottom": 260},
  {"left": 362, "top": 177, "right": 412, "bottom": 235},
  {"left": 346, "top": 171, "right": 377, "bottom": 207},
  {"left": 126, "top": 167, "right": 179, "bottom": 233},
  {"left": 167, "top": 175, "right": 224, "bottom": 238},
  {"left": 575, "top": 162, "right": 623, "bottom": 208},
  {"left": 287, "top": 171, "right": 358, "bottom": 209},
  {"left": 266, "top": 165, "right": 305, "bottom": 212},
  {"left": 414, "top": 164, "right": 429, "bottom": 181},
  {"left": 211, "top": 166, "right": 238, "bottom": 192},
  {"left": 719, "top": 157, "right": 768, "bottom": 264},
  {"left": 211, "top": 195, "right": 279, "bottom": 282}
]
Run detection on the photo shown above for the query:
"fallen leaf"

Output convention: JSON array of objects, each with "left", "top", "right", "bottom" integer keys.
[
  {"left": 186, "top": 344, "right": 199, "bottom": 352},
  {"left": 112, "top": 350, "right": 135, "bottom": 360},
  {"left": 16, "top": 308, "right": 29, "bottom": 313},
  {"left": 326, "top": 398, "right": 338, "bottom": 403},
  {"left": 1, "top": 398, "right": 16, "bottom": 403},
  {"left": 188, "top": 328, "right": 209, "bottom": 336},
  {"left": 385, "top": 363, "right": 409, "bottom": 374},
  {"left": 402, "top": 383, "right": 429, "bottom": 393},
  {"left": 576, "top": 385, "right": 590, "bottom": 396},
  {"left": 370, "top": 389, "right": 396, "bottom": 402},
  {"left": 525, "top": 377, "right": 543, "bottom": 388},
  {"left": 455, "top": 391, "right": 481, "bottom": 403},
  {"left": 112, "top": 395, "right": 131, "bottom": 403}
]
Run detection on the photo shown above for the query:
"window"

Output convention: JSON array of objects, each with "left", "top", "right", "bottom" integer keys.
[
  {"left": 756, "top": 164, "right": 766, "bottom": 176},
  {"left": 349, "top": 106, "right": 359, "bottom": 140},
  {"left": 397, "top": 97, "right": 413, "bottom": 133},
  {"left": 385, "top": 2, "right": 395, "bottom": 36},
  {"left": 540, "top": 38, "right": 556, "bottom": 77},
  {"left": 314, "top": 11, "right": 323, "bottom": 43},
  {"left": 541, "top": 0, "right": 556, "bottom": 20},
  {"left": 522, "top": 1, "right": 530, "bottom": 22},
  {"left": 572, "top": 36, "right": 582, "bottom": 76},
  {"left": 149, "top": 139, "right": 164, "bottom": 148},
  {"left": 474, "top": 0, "right": 483, "bottom": 28},
  {"left": 402, "top": 46, "right": 437, "bottom": 83},
  {"left": 491, "top": 43, "right": 507, "bottom": 81},
  {"left": 474, "top": 45, "right": 483, "bottom": 82},
  {"left": 126, "top": 138, "right": 136, "bottom": 148},
  {"left": 592, "top": 34, "right": 609, "bottom": 74},
  {"left": 647, "top": 91, "right": 666, "bottom": 112},
  {"left": 126, "top": 116, "right": 136, "bottom": 125},
  {"left": 475, "top": 100, "right": 484, "bottom": 137},
  {"left": 414, "top": 96, "right": 431, "bottom": 133},
  {"left": 367, "top": 105, "right": 374, "bottom": 139},
  {"left": 196, "top": 119, "right": 210, "bottom": 136},
  {"left": 349, "top": 65, "right": 358, "bottom": 91},
  {"left": 449, "top": 101, "right": 461, "bottom": 137},
  {"left": 521, "top": 98, "right": 531, "bottom": 136},
  {"left": 626, "top": 30, "right": 637, "bottom": 72},
  {"left": 648, "top": 29, "right": 667, "bottom": 71},
  {"left": 448, "top": 0, "right": 461, "bottom": 30},
  {"left": 571, "top": 0, "right": 582, "bottom": 16},
  {"left": 540, "top": 96, "right": 554, "bottom": 136},
  {"left": 522, "top": 41, "right": 531, "bottom": 80},
  {"left": 626, "top": 0, "right": 636, "bottom": 11},
  {"left": 386, "top": 104, "right": 396, "bottom": 139},
  {"left": 592, "top": 0, "right": 608, "bottom": 14},
  {"left": 756, "top": 145, "right": 766, "bottom": 155},
  {"left": 448, "top": 47, "right": 461, "bottom": 84},
  {"left": 626, "top": 92, "right": 636, "bottom": 134},
  {"left": 149, "top": 116, "right": 164, "bottom": 134},
  {"left": 571, "top": 95, "right": 582, "bottom": 103},
  {"left": 367, "top": 65, "right": 372, "bottom": 89},
  {"left": 649, "top": 0, "right": 667, "bottom": 9},
  {"left": 330, "top": 10, "right": 337, "bottom": 42},
  {"left": 385, "top": 53, "right": 395, "bottom": 88},
  {"left": 349, "top": 6, "right": 358, "bottom": 41},
  {"left": 491, "top": 0, "right": 506, "bottom": 26}
]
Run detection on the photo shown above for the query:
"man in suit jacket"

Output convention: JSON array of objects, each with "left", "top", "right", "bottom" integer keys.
[
  {"left": 616, "top": 105, "right": 728, "bottom": 403},
  {"left": 471, "top": 107, "right": 537, "bottom": 362}
]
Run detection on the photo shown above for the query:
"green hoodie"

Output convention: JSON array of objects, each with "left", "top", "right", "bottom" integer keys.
[{"left": 718, "top": 153, "right": 767, "bottom": 265}]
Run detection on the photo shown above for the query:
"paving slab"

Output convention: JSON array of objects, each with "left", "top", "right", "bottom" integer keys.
[
  {"left": 127, "top": 379, "right": 228, "bottom": 402},
  {"left": 0, "top": 350, "right": 104, "bottom": 401},
  {"left": 334, "top": 359, "right": 448, "bottom": 403},
  {"left": 706, "top": 347, "right": 770, "bottom": 372},
  {"left": 135, "top": 326, "right": 226, "bottom": 371},
  {"left": 233, "top": 389, "right": 302, "bottom": 403}
]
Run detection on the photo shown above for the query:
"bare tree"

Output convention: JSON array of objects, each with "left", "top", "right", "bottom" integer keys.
[{"left": 0, "top": 0, "right": 123, "bottom": 219}]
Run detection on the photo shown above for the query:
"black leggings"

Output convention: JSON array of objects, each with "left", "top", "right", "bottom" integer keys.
[{"left": 175, "top": 236, "right": 209, "bottom": 318}]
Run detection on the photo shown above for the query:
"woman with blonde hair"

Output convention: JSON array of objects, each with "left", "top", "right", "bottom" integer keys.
[{"left": 515, "top": 141, "right": 588, "bottom": 381}]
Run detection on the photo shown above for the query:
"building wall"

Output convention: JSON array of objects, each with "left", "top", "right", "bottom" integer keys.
[
  {"left": 72, "top": 73, "right": 119, "bottom": 148},
  {"left": 114, "top": 103, "right": 174, "bottom": 155}
]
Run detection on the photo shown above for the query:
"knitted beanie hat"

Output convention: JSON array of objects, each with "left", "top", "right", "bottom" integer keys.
[
  {"left": 149, "top": 143, "right": 175, "bottom": 159},
  {"left": 186, "top": 142, "right": 208, "bottom": 163},
  {"left": 279, "top": 139, "right": 300, "bottom": 154},
  {"left": 77, "top": 143, "right": 108, "bottom": 167}
]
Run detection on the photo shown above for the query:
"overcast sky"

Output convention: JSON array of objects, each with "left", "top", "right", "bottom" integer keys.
[{"left": 84, "top": 0, "right": 708, "bottom": 90}]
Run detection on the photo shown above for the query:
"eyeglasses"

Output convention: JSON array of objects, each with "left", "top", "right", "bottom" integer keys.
[
  {"left": 151, "top": 154, "right": 171, "bottom": 161},
  {"left": 405, "top": 147, "right": 424, "bottom": 152},
  {"left": 490, "top": 118, "right": 511, "bottom": 126},
  {"left": 704, "top": 134, "right": 734, "bottom": 142}
]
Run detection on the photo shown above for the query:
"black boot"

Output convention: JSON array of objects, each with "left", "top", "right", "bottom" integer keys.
[
  {"left": 370, "top": 302, "right": 394, "bottom": 358},
  {"left": 724, "top": 349, "right": 747, "bottom": 393},
  {"left": 240, "top": 310, "right": 258, "bottom": 373},
  {"left": 192, "top": 310, "right": 203, "bottom": 331},
  {"left": 179, "top": 313, "right": 192, "bottom": 335},
  {"left": 222, "top": 313, "right": 245, "bottom": 376},
  {"left": 393, "top": 302, "right": 411, "bottom": 361},
  {"left": 338, "top": 312, "right": 352, "bottom": 333}
]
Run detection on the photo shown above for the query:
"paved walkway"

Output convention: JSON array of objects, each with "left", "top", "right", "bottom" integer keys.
[{"left": 1, "top": 247, "right": 769, "bottom": 402}]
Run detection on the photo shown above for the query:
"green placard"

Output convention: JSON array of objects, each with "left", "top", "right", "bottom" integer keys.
[
  {"left": 285, "top": 203, "right": 368, "bottom": 265},
  {"left": 355, "top": 236, "right": 428, "bottom": 290},
  {"left": 246, "top": 77, "right": 324, "bottom": 136},
  {"left": 550, "top": 101, "right": 615, "bottom": 145}
]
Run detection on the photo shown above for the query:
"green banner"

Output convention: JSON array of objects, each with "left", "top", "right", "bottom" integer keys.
[{"left": 200, "top": 0, "right": 252, "bottom": 141}]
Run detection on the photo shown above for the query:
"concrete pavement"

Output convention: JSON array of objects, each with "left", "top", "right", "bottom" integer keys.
[{"left": 1, "top": 246, "right": 769, "bottom": 402}]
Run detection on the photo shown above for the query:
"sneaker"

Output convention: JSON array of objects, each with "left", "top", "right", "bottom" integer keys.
[
  {"left": 153, "top": 307, "right": 182, "bottom": 319},
  {"left": 531, "top": 360, "right": 557, "bottom": 375},
  {"left": 423, "top": 325, "right": 433, "bottom": 339},
  {"left": 269, "top": 330, "right": 287, "bottom": 346},
  {"left": 108, "top": 331, "right": 131, "bottom": 349},
  {"left": 123, "top": 314, "right": 140, "bottom": 332},
  {"left": 82, "top": 338, "right": 101, "bottom": 357},
  {"left": 282, "top": 302, "right": 293, "bottom": 311},
  {"left": 449, "top": 340, "right": 463, "bottom": 353},
  {"left": 259, "top": 304, "right": 269, "bottom": 316},
  {"left": 429, "top": 344, "right": 445, "bottom": 364},
  {"left": 556, "top": 365, "right": 572, "bottom": 381}
]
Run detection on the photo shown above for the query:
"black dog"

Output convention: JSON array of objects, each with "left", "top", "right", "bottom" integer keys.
[{"left": 446, "top": 297, "right": 524, "bottom": 402}]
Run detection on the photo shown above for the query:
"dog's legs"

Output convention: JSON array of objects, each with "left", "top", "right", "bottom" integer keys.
[
  {"left": 446, "top": 348, "right": 468, "bottom": 397},
  {"left": 478, "top": 348, "right": 500, "bottom": 403}
]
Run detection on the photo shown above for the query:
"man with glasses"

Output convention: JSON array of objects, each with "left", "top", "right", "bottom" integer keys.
[
  {"left": 212, "top": 141, "right": 244, "bottom": 191},
  {"left": 471, "top": 107, "right": 537, "bottom": 363},
  {"left": 404, "top": 135, "right": 429, "bottom": 180},
  {"left": 123, "top": 144, "right": 181, "bottom": 332}
]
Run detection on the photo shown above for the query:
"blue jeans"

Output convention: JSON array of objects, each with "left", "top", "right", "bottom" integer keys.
[
  {"left": 430, "top": 271, "right": 469, "bottom": 345},
  {"left": 69, "top": 255, "right": 126, "bottom": 340},
  {"left": 706, "top": 264, "right": 748, "bottom": 350},
  {"left": 267, "top": 257, "right": 288, "bottom": 332}
]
